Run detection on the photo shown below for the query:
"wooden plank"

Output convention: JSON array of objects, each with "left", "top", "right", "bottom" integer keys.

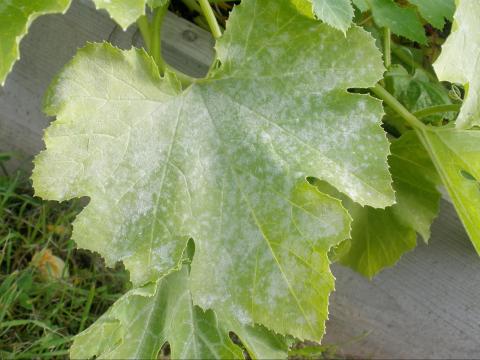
[
  {"left": 325, "top": 199, "right": 480, "bottom": 358},
  {"left": 0, "top": 0, "right": 213, "bottom": 169},
  {"left": 1, "top": 1, "right": 479, "bottom": 357}
]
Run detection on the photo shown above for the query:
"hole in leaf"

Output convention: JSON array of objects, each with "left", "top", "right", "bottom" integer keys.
[
  {"left": 460, "top": 170, "right": 477, "bottom": 181},
  {"left": 460, "top": 169, "right": 480, "bottom": 193},
  {"left": 229, "top": 331, "right": 250, "bottom": 359},
  {"left": 347, "top": 88, "right": 369, "bottom": 94},
  {"left": 158, "top": 341, "right": 170, "bottom": 359},
  {"left": 183, "top": 238, "right": 195, "bottom": 265}
]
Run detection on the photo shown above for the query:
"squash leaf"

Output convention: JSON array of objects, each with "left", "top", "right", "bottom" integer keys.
[{"left": 33, "top": 0, "right": 392, "bottom": 345}]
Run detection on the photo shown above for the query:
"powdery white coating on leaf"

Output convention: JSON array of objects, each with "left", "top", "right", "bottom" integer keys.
[
  {"left": 33, "top": 0, "right": 392, "bottom": 343},
  {"left": 433, "top": 0, "right": 480, "bottom": 128}
]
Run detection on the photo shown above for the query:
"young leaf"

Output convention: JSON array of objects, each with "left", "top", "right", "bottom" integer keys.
[
  {"left": 339, "top": 132, "right": 441, "bottom": 278},
  {"left": 433, "top": 0, "right": 480, "bottom": 128},
  {"left": 70, "top": 267, "right": 245, "bottom": 359},
  {"left": 420, "top": 128, "right": 480, "bottom": 254},
  {"left": 0, "top": 0, "right": 71, "bottom": 86},
  {"left": 33, "top": 0, "right": 392, "bottom": 342},
  {"left": 369, "top": 0, "right": 427, "bottom": 44},
  {"left": 408, "top": 0, "right": 455, "bottom": 30}
]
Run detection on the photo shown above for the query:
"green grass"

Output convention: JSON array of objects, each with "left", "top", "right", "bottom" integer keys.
[{"left": 0, "top": 154, "right": 129, "bottom": 358}]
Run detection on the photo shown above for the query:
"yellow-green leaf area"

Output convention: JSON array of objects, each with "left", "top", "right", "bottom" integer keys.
[{"left": 421, "top": 128, "right": 480, "bottom": 253}]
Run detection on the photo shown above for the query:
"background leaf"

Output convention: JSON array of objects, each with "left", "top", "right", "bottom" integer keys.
[
  {"left": 0, "top": 0, "right": 71, "bottom": 86},
  {"left": 92, "top": 0, "right": 168, "bottom": 30},
  {"left": 338, "top": 131, "right": 441, "bottom": 278},
  {"left": 369, "top": 0, "right": 427, "bottom": 44},
  {"left": 385, "top": 65, "right": 455, "bottom": 124},
  {"left": 433, "top": 0, "right": 480, "bottom": 128},
  {"left": 307, "top": 0, "right": 355, "bottom": 33},
  {"left": 313, "top": 131, "right": 441, "bottom": 278},
  {"left": 408, "top": 0, "right": 455, "bottom": 29},
  {"left": 421, "top": 128, "right": 480, "bottom": 254}
]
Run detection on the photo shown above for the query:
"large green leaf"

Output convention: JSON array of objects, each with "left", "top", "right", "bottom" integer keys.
[
  {"left": 0, "top": 0, "right": 71, "bottom": 86},
  {"left": 339, "top": 131, "right": 441, "bottom": 278},
  {"left": 367, "top": 0, "right": 427, "bottom": 44},
  {"left": 33, "top": 0, "right": 392, "bottom": 343},
  {"left": 434, "top": 0, "right": 480, "bottom": 129},
  {"left": 70, "top": 267, "right": 245, "bottom": 359},
  {"left": 419, "top": 128, "right": 480, "bottom": 253},
  {"left": 408, "top": 0, "right": 455, "bottom": 29}
]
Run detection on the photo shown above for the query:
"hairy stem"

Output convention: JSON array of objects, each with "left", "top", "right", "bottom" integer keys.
[{"left": 198, "top": 0, "right": 222, "bottom": 38}]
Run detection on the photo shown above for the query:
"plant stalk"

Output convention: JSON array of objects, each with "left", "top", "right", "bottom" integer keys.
[
  {"left": 383, "top": 27, "right": 391, "bottom": 69},
  {"left": 151, "top": 5, "right": 169, "bottom": 74},
  {"left": 413, "top": 104, "right": 461, "bottom": 120},
  {"left": 198, "top": 0, "right": 222, "bottom": 38},
  {"left": 137, "top": 15, "right": 152, "bottom": 51}
]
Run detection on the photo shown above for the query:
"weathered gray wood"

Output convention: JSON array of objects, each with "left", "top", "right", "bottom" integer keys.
[
  {"left": 1, "top": 1, "right": 479, "bottom": 358},
  {"left": 325, "top": 199, "right": 480, "bottom": 359},
  {"left": 0, "top": 0, "right": 213, "bottom": 169}
]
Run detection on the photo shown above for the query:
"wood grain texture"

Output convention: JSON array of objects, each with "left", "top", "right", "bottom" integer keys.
[{"left": 1, "top": 1, "right": 479, "bottom": 358}]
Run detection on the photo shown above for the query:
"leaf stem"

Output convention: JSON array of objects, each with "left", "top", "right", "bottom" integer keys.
[
  {"left": 371, "top": 84, "right": 426, "bottom": 130},
  {"left": 137, "top": 15, "right": 152, "bottom": 51},
  {"left": 198, "top": 0, "right": 222, "bottom": 39},
  {"left": 383, "top": 27, "right": 391, "bottom": 69},
  {"left": 151, "top": 5, "right": 168, "bottom": 74},
  {"left": 413, "top": 104, "right": 461, "bottom": 120}
]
